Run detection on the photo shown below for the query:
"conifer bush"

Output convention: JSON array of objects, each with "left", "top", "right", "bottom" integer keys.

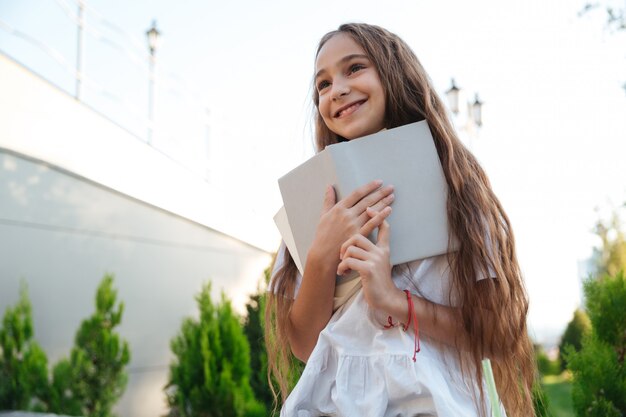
[
  {"left": 167, "top": 283, "right": 265, "bottom": 417},
  {"left": 566, "top": 271, "right": 626, "bottom": 416},
  {"left": 49, "top": 274, "right": 130, "bottom": 417},
  {"left": 0, "top": 283, "right": 49, "bottom": 411}
]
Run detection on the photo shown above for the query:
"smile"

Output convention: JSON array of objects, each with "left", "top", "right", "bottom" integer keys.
[{"left": 334, "top": 100, "right": 367, "bottom": 118}]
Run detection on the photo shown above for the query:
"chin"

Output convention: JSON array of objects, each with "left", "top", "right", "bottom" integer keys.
[{"left": 342, "top": 126, "right": 380, "bottom": 140}]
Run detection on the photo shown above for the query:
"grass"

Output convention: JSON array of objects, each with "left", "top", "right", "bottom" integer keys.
[{"left": 542, "top": 373, "right": 575, "bottom": 417}]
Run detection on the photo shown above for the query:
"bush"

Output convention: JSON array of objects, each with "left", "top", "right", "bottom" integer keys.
[
  {"left": 535, "top": 344, "right": 560, "bottom": 377},
  {"left": 243, "top": 287, "right": 272, "bottom": 411},
  {"left": 566, "top": 271, "right": 626, "bottom": 416},
  {"left": 558, "top": 309, "right": 591, "bottom": 372},
  {"left": 167, "top": 283, "right": 264, "bottom": 417},
  {"left": 0, "top": 283, "right": 49, "bottom": 411},
  {"left": 48, "top": 274, "right": 130, "bottom": 417}
]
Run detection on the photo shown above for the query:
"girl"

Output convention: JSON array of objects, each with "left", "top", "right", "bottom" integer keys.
[{"left": 266, "top": 23, "right": 535, "bottom": 417}]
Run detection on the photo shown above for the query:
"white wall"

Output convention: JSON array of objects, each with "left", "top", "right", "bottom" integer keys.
[
  {"left": 0, "top": 52, "right": 276, "bottom": 253},
  {"left": 0, "top": 53, "right": 273, "bottom": 417}
]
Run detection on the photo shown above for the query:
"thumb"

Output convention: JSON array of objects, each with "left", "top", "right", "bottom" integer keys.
[
  {"left": 322, "top": 185, "right": 336, "bottom": 213},
  {"left": 377, "top": 220, "right": 390, "bottom": 248}
]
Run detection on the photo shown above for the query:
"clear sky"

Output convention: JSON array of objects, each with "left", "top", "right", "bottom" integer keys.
[{"left": 1, "top": 0, "right": 625, "bottom": 344}]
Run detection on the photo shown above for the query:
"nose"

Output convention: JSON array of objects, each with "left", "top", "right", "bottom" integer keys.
[{"left": 331, "top": 79, "right": 350, "bottom": 101}]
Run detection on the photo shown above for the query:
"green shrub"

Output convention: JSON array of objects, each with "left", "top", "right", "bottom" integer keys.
[
  {"left": 0, "top": 283, "right": 49, "bottom": 411},
  {"left": 49, "top": 274, "right": 130, "bottom": 417},
  {"left": 558, "top": 309, "right": 591, "bottom": 371},
  {"left": 167, "top": 283, "right": 264, "bottom": 417},
  {"left": 566, "top": 271, "right": 626, "bottom": 416}
]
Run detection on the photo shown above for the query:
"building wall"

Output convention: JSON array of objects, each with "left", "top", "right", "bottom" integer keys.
[
  {"left": 0, "top": 52, "right": 273, "bottom": 417},
  {"left": 0, "top": 150, "right": 272, "bottom": 417}
]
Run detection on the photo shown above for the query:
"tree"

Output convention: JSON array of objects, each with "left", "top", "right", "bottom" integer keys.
[
  {"left": 592, "top": 207, "right": 626, "bottom": 277},
  {"left": 534, "top": 344, "right": 560, "bottom": 377},
  {"left": 566, "top": 271, "right": 626, "bottom": 416},
  {"left": 557, "top": 309, "right": 591, "bottom": 372},
  {"left": 166, "top": 283, "right": 265, "bottom": 417},
  {"left": 580, "top": 2, "right": 626, "bottom": 92},
  {"left": 48, "top": 274, "right": 130, "bottom": 417},
  {"left": 581, "top": 2, "right": 626, "bottom": 32},
  {"left": 243, "top": 270, "right": 273, "bottom": 411},
  {"left": 0, "top": 282, "right": 49, "bottom": 411}
]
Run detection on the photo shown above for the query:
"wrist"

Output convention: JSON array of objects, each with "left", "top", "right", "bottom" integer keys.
[
  {"left": 381, "top": 287, "right": 408, "bottom": 322},
  {"left": 305, "top": 246, "right": 339, "bottom": 278}
]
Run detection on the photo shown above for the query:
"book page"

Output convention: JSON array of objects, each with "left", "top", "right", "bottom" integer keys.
[
  {"left": 278, "top": 150, "right": 338, "bottom": 274},
  {"left": 273, "top": 206, "right": 303, "bottom": 273}
]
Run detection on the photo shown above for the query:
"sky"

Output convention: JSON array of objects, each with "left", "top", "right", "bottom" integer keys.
[{"left": 1, "top": 0, "right": 625, "bottom": 344}]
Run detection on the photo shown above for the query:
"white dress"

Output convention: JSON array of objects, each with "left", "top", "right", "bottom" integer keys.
[{"left": 272, "top": 246, "right": 495, "bottom": 417}]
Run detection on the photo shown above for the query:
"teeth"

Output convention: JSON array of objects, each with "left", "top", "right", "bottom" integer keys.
[{"left": 337, "top": 102, "right": 362, "bottom": 117}]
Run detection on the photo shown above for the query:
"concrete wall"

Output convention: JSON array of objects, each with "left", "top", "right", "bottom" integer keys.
[{"left": 0, "top": 52, "right": 273, "bottom": 417}]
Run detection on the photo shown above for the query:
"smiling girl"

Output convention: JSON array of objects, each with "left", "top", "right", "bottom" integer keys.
[{"left": 266, "top": 23, "right": 535, "bottom": 417}]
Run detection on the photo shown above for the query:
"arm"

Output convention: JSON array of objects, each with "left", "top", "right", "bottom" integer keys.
[
  {"left": 337, "top": 211, "right": 493, "bottom": 352},
  {"left": 382, "top": 287, "right": 466, "bottom": 348},
  {"left": 286, "top": 181, "right": 394, "bottom": 362}
]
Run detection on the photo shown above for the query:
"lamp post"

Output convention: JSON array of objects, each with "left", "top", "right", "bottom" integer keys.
[
  {"left": 445, "top": 78, "right": 483, "bottom": 148},
  {"left": 75, "top": 0, "right": 85, "bottom": 100},
  {"left": 146, "top": 20, "right": 161, "bottom": 144},
  {"left": 445, "top": 78, "right": 460, "bottom": 115}
]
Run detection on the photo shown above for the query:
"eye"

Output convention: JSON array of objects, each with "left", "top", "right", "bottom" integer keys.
[
  {"left": 317, "top": 80, "right": 330, "bottom": 91},
  {"left": 349, "top": 63, "right": 365, "bottom": 74}
]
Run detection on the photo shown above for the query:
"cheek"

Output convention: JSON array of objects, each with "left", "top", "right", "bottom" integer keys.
[{"left": 318, "top": 100, "right": 333, "bottom": 124}]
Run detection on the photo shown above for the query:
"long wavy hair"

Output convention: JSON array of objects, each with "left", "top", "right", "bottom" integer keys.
[{"left": 265, "top": 23, "right": 535, "bottom": 417}]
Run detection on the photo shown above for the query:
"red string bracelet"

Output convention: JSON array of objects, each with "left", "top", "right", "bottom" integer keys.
[
  {"left": 403, "top": 289, "right": 421, "bottom": 362},
  {"left": 383, "top": 290, "right": 421, "bottom": 362},
  {"left": 383, "top": 315, "right": 396, "bottom": 329}
]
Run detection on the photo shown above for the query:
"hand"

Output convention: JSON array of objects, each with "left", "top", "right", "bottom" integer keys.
[
  {"left": 337, "top": 207, "right": 400, "bottom": 311},
  {"left": 309, "top": 180, "right": 394, "bottom": 265}
]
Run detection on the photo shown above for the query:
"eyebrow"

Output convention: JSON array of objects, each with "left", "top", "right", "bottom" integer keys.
[{"left": 315, "top": 53, "right": 370, "bottom": 80}]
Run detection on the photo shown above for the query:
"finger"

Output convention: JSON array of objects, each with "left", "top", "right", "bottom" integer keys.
[
  {"left": 356, "top": 192, "right": 394, "bottom": 224},
  {"left": 368, "top": 192, "right": 395, "bottom": 213},
  {"left": 376, "top": 219, "right": 391, "bottom": 247},
  {"left": 340, "top": 234, "right": 375, "bottom": 260},
  {"left": 352, "top": 184, "right": 394, "bottom": 214},
  {"left": 321, "top": 185, "right": 336, "bottom": 214},
  {"left": 340, "top": 180, "right": 383, "bottom": 208},
  {"left": 337, "top": 257, "right": 367, "bottom": 276},
  {"left": 359, "top": 206, "right": 392, "bottom": 237},
  {"left": 341, "top": 244, "right": 370, "bottom": 262}
]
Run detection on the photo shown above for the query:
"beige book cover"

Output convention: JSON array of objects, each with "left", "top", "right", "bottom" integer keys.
[{"left": 275, "top": 120, "right": 457, "bottom": 290}]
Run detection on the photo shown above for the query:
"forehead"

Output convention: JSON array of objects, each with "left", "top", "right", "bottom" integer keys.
[{"left": 315, "top": 33, "right": 367, "bottom": 74}]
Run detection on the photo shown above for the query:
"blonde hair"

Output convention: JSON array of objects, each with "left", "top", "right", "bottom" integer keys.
[{"left": 265, "top": 23, "right": 536, "bottom": 417}]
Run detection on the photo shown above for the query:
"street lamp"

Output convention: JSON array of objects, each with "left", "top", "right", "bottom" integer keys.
[
  {"left": 445, "top": 78, "right": 484, "bottom": 149},
  {"left": 445, "top": 78, "right": 460, "bottom": 114},
  {"left": 146, "top": 20, "right": 161, "bottom": 144},
  {"left": 472, "top": 93, "right": 483, "bottom": 127}
]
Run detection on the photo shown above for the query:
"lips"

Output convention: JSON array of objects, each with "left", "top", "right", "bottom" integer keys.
[{"left": 334, "top": 99, "right": 367, "bottom": 118}]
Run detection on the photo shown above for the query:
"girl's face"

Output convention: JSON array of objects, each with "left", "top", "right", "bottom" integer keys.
[{"left": 315, "top": 33, "right": 386, "bottom": 140}]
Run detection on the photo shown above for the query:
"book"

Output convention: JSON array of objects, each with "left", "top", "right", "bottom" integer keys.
[{"left": 275, "top": 120, "right": 457, "bottom": 287}]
